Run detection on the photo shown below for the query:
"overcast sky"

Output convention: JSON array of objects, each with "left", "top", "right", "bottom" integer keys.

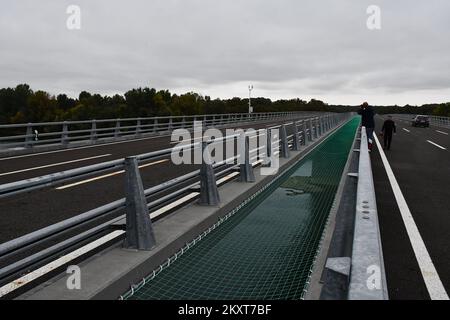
[{"left": 1, "top": 0, "right": 450, "bottom": 105}]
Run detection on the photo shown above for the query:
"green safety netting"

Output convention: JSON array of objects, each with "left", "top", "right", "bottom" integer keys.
[{"left": 123, "top": 117, "right": 360, "bottom": 300}]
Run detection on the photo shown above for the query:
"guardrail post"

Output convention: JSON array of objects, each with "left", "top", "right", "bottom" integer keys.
[
  {"left": 153, "top": 118, "right": 158, "bottom": 133},
  {"left": 181, "top": 116, "right": 186, "bottom": 129},
  {"left": 263, "top": 128, "right": 272, "bottom": 167},
  {"left": 320, "top": 117, "right": 325, "bottom": 134},
  {"left": 123, "top": 156, "right": 156, "bottom": 250},
  {"left": 115, "top": 119, "right": 121, "bottom": 137},
  {"left": 61, "top": 121, "right": 69, "bottom": 146},
  {"left": 135, "top": 118, "right": 142, "bottom": 137},
  {"left": 280, "top": 124, "right": 290, "bottom": 158},
  {"left": 24, "top": 123, "right": 33, "bottom": 148},
  {"left": 314, "top": 118, "right": 319, "bottom": 138},
  {"left": 292, "top": 122, "right": 301, "bottom": 151},
  {"left": 90, "top": 120, "right": 98, "bottom": 141},
  {"left": 302, "top": 121, "right": 309, "bottom": 146},
  {"left": 308, "top": 119, "right": 314, "bottom": 141},
  {"left": 198, "top": 142, "right": 220, "bottom": 206},
  {"left": 168, "top": 116, "right": 173, "bottom": 131},
  {"left": 239, "top": 134, "right": 255, "bottom": 182}
]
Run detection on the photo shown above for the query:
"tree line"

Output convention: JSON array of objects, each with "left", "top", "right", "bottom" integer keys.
[{"left": 0, "top": 84, "right": 449, "bottom": 124}]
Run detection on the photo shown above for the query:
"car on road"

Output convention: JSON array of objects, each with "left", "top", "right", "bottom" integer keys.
[{"left": 411, "top": 115, "right": 430, "bottom": 127}]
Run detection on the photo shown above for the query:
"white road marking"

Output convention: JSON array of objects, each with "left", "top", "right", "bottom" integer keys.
[
  {"left": 0, "top": 154, "right": 112, "bottom": 177},
  {"left": 436, "top": 130, "right": 448, "bottom": 136},
  {"left": 426, "top": 140, "right": 447, "bottom": 150},
  {"left": 56, "top": 159, "right": 168, "bottom": 190},
  {"left": 0, "top": 135, "right": 171, "bottom": 161},
  {"left": 0, "top": 230, "right": 125, "bottom": 298},
  {"left": 374, "top": 134, "right": 449, "bottom": 300},
  {"left": 150, "top": 193, "right": 199, "bottom": 219},
  {"left": 402, "top": 128, "right": 410, "bottom": 133}
]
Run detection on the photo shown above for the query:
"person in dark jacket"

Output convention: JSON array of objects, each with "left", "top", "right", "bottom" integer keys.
[
  {"left": 357, "top": 102, "right": 375, "bottom": 149},
  {"left": 381, "top": 115, "right": 396, "bottom": 150}
]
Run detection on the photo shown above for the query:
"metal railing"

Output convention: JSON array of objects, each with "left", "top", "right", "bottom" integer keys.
[
  {"left": 0, "top": 113, "right": 351, "bottom": 297},
  {"left": 390, "top": 114, "right": 450, "bottom": 128},
  {"left": 348, "top": 126, "right": 388, "bottom": 300},
  {"left": 0, "top": 112, "right": 311, "bottom": 150}
]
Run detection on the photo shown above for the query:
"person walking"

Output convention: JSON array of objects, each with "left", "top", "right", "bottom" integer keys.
[
  {"left": 358, "top": 102, "right": 375, "bottom": 150},
  {"left": 381, "top": 115, "right": 396, "bottom": 150}
]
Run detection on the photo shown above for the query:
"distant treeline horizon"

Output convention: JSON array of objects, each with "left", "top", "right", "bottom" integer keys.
[{"left": 0, "top": 84, "right": 449, "bottom": 124}]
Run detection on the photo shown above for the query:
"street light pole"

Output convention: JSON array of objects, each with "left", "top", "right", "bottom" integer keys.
[{"left": 248, "top": 85, "right": 253, "bottom": 113}]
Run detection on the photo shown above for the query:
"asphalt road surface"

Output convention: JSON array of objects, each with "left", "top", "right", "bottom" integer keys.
[
  {"left": 0, "top": 117, "right": 308, "bottom": 243},
  {"left": 372, "top": 114, "right": 449, "bottom": 300}
]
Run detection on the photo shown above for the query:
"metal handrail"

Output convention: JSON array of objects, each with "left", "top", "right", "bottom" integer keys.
[
  {"left": 348, "top": 126, "right": 388, "bottom": 300},
  {"left": 0, "top": 112, "right": 313, "bottom": 150}
]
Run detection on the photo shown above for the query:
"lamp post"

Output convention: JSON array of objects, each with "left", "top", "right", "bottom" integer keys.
[{"left": 248, "top": 84, "right": 253, "bottom": 113}]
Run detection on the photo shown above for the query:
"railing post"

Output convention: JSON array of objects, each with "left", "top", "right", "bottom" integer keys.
[
  {"left": 90, "top": 120, "right": 98, "bottom": 141},
  {"left": 302, "top": 121, "right": 309, "bottom": 146},
  {"left": 198, "top": 142, "right": 220, "bottom": 206},
  {"left": 123, "top": 156, "right": 156, "bottom": 250},
  {"left": 239, "top": 134, "right": 255, "bottom": 182},
  {"left": 61, "top": 121, "right": 69, "bottom": 146},
  {"left": 317, "top": 117, "right": 322, "bottom": 136},
  {"left": 181, "top": 116, "right": 186, "bottom": 129},
  {"left": 280, "top": 124, "right": 290, "bottom": 158},
  {"left": 153, "top": 118, "right": 158, "bottom": 133},
  {"left": 263, "top": 128, "right": 272, "bottom": 167},
  {"left": 292, "top": 122, "right": 301, "bottom": 151},
  {"left": 135, "top": 118, "right": 142, "bottom": 137},
  {"left": 309, "top": 119, "right": 314, "bottom": 141},
  {"left": 114, "top": 119, "right": 121, "bottom": 138},
  {"left": 168, "top": 116, "right": 173, "bottom": 131},
  {"left": 24, "top": 123, "right": 33, "bottom": 148}
]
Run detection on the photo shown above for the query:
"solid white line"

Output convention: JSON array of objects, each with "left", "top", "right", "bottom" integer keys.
[
  {"left": 0, "top": 154, "right": 112, "bottom": 177},
  {"left": 56, "top": 159, "right": 168, "bottom": 190},
  {"left": 403, "top": 128, "right": 410, "bottom": 133},
  {"left": 0, "top": 230, "right": 125, "bottom": 298},
  {"left": 374, "top": 134, "right": 449, "bottom": 300},
  {"left": 150, "top": 193, "right": 199, "bottom": 219},
  {"left": 435, "top": 130, "right": 448, "bottom": 136},
  {"left": 0, "top": 135, "right": 171, "bottom": 161},
  {"left": 426, "top": 140, "right": 447, "bottom": 150}
]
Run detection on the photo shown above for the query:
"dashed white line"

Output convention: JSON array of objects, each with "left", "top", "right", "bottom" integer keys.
[
  {"left": 56, "top": 159, "right": 169, "bottom": 190},
  {"left": 436, "top": 130, "right": 448, "bottom": 136},
  {"left": 426, "top": 140, "right": 447, "bottom": 150},
  {"left": 0, "top": 154, "right": 112, "bottom": 177},
  {"left": 374, "top": 134, "right": 449, "bottom": 300},
  {"left": 403, "top": 128, "right": 410, "bottom": 133}
]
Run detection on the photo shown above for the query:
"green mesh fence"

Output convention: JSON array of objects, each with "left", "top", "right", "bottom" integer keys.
[{"left": 123, "top": 117, "right": 360, "bottom": 300}]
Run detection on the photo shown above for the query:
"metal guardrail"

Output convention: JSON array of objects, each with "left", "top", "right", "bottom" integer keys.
[
  {"left": 390, "top": 114, "right": 450, "bottom": 128},
  {"left": 0, "top": 112, "right": 311, "bottom": 150},
  {"left": 348, "top": 126, "right": 388, "bottom": 300},
  {"left": 0, "top": 113, "right": 350, "bottom": 297}
]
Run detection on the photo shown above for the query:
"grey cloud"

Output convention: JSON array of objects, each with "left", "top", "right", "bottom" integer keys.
[{"left": 0, "top": 0, "right": 449, "bottom": 105}]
